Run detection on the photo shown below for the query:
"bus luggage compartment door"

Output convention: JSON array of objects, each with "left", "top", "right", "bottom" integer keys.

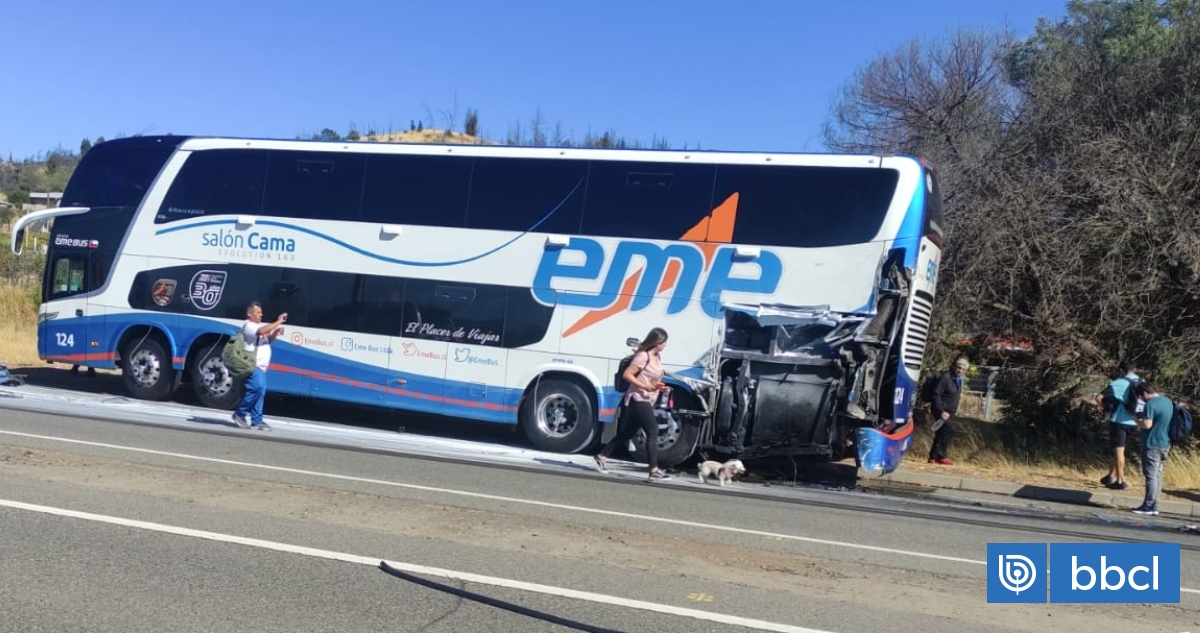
[{"left": 744, "top": 361, "right": 838, "bottom": 455}]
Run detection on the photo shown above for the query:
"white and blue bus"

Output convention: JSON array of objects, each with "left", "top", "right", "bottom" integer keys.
[{"left": 11, "top": 135, "right": 942, "bottom": 476}]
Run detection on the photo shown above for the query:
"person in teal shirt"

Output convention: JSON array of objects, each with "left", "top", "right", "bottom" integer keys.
[
  {"left": 1132, "top": 381, "right": 1172, "bottom": 516},
  {"left": 1097, "top": 360, "right": 1140, "bottom": 491}
]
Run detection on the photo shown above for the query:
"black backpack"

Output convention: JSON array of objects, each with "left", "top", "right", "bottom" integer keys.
[
  {"left": 1169, "top": 400, "right": 1194, "bottom": 445},
  {"left": 614, "top": 353, "right": 648, "bottom": 393}
]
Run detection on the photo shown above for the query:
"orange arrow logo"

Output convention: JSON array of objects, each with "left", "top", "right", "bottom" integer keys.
[{"left": 562, "top": 193, "right": 739, "bottom": 338}]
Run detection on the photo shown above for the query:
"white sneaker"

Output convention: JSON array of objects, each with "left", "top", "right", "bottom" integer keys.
[{"left": 231, "top": 413, "right": 251, "bottom": 429}]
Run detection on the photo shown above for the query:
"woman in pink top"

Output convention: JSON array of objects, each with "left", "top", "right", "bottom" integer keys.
[{"left": 594, "top": 327, "right": 673, "bottom": 480}]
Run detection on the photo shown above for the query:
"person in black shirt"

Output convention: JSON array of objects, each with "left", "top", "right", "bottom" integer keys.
[{"left": 928, "top": 357, "right": 969, "bottom": 465}]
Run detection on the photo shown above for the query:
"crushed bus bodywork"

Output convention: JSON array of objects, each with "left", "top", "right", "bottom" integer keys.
[{"left": 692, "top": 248, "right": 915, "bottom": 476}]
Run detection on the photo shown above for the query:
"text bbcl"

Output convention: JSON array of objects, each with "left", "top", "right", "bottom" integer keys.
[{"left": 987, "top": 542, "right": 1180, "bottom": 603}]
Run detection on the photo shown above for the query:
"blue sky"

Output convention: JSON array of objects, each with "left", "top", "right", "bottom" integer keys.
[{"left": 3, "top": 0, "right": 1067, "bottom": 160}]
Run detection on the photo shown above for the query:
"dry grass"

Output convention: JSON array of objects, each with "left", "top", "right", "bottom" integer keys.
[
  {"left": 904, "top": 408, "right": 1200, "bottom": 500},
  {"left": 362, "top": 129, "right": 494, "bottom": 145},
  {"left": 0, "top": 282, "right": 41, "bottom": 367}
]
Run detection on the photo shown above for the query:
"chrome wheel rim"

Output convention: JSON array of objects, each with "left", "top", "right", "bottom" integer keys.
[
  {"left": 536, "top": 393, "right": 578, "bottom": 439},
  {"left": 129, "top": 348, "right": 162, "bottom": 388},
  {"left": 630, "top": 411, "right": 681, "bottom": 452},
  {"left": 199, "top": 356, "right": 233, "bottom": 398}
]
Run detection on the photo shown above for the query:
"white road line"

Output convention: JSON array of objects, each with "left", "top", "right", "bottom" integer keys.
[
  {"left": 0, "top": 429, "right": 983, "bottom": 565},
  {"left": 5, "top": 428, "right": 1199, "bottom": 598},
  {"left": 0, "top": 498, "right": 835, "bottom": 633}
]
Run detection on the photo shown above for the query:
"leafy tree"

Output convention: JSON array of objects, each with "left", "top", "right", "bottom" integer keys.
[{"left": 823, "top": 0, "right": 1200, "bottom": 447}]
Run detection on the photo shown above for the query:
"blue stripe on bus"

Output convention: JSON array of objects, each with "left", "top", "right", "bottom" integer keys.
[
  {"left": 47, "top": 313, "right": 624, "bottom": 426},
  {"left": 896, "top": 165, "right": 928, "bottom": 268}
]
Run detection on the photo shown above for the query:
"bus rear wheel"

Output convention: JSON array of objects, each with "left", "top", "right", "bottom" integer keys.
[
  {"left": 122, "top": 337, "right": 176, "bottom": 401},
  {"left": 190, "top": 343, "right": 244, "bottom": 410},
  {"left": 520, "top": 378, "right": 597, "bottom": 454}
]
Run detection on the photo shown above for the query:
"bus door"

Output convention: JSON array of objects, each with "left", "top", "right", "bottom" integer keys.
[{"left": 42, "top": 246, "right": 109, "bottom": 366}]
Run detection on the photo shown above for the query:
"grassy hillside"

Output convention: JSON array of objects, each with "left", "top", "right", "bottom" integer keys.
[{"left": 362, "top": 129, "right": 495, "bottom": 145}]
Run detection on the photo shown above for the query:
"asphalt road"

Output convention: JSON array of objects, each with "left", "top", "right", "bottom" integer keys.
[{"left": 1, "top": 404, "right": 1198, "bottom": 633}]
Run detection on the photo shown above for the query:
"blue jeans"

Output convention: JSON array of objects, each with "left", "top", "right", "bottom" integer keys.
[
  {"left": 235, "top": 368, "right": 266, "bottom": 425},
  {"left": 1141, "top": 447, "right": 1169, "bottom": 510}
]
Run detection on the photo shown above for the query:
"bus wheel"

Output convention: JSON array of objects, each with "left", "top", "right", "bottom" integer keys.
[
  {"left": 628, "top": 396, "right": 701, "bottom": 469},
  {"left": 519, "top": 378, "right": 596, "bottom": 454},
  {"left": 190, "top": 343, "right": 244, "bottom": 410},
  {"left": 122, "top": 337, "right": 176, "bottom": 401}
]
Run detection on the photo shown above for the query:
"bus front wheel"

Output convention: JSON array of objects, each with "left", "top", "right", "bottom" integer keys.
[
  {"left": 190, "top": 343, "right": 244, "bottom": 410},
  {"left": 627, "top": 392, "right": 702, "bottom": 469},
  {"left": 122, "top": 337, "right": 176, "bottom": 401},
  {"left": 519, "top": 378, "right": 597, "bottom": 454}
]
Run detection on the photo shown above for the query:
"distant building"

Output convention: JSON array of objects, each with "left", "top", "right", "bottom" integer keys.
[
  {"left": 11, "top": 192, "right": 63, "bottom": 234},
  {"left": 26, "top": 191, "right": 63, "bottom": 212}
]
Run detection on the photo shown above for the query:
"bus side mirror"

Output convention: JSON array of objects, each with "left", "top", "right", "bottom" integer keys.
[{"left": 10, "top": 226, "right": 25, "bottom": 255}]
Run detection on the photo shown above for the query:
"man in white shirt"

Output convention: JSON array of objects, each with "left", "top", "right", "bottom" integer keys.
[{"left": 232, "top": 301, "right": 287, "bottom": 431}]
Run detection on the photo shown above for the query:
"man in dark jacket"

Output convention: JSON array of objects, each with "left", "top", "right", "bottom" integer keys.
[{"left": 929, "top": 357, "right": 969, "bottom": 465}]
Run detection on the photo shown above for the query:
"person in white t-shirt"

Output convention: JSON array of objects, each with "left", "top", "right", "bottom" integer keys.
[{"left": 232, "top": 301, "right": 287, "bottom": 431}]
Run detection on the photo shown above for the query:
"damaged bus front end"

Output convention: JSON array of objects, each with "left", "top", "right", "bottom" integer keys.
[{"left": 699, "top": 247, "right": 919, "bottom": 476}]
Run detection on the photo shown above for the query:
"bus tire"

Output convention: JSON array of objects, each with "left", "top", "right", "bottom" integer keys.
[
  {"left": 519, "top": 378, "right": 597, "bottom": 454},
  {"left": 190, "top": 343, "right": 244, "bottom": 410},
  {"left": 122, "top": 337, "right": 176, "bottom": 401},
  {"left": 627, "top": 393, "right": 702, "bottom": 469},
  {"left": 714, "top": 380, "right": 734, "bottom": 439}
]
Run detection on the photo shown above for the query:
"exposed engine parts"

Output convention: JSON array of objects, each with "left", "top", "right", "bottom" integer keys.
[{"left": 698, "top": 248, "right": 913, "bottom": 462}]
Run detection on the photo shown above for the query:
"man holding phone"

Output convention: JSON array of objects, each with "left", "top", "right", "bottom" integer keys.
[{"left": 232, "top": 301, "right": 287, "bottom": 431}]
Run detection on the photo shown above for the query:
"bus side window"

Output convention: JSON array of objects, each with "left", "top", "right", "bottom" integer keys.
[
  {"left": 361, "top": 154, "right": 471, "bottom": 227},
  {"left": 158, "top": 149, "right": 268, "bottom": 223},
  {"left": 403, "top": 280, "right": 505, "bottom": 346},
  {"left": 91, "top": 255, "right": 112, "bottom": 291},
  {"left": 715, "top": 164, "right": 899, "bottom": 249},
  {"left": 262, "top": 151, "right": 366, "bottom": 222},
  {"left": 579, "top": 161, "right": 717, "bottom": 241},
  {"left": 465, "top": 157, "right": 586, "bottom": 234}
]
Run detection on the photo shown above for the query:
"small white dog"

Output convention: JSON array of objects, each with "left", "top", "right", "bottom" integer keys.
[{"left": 697, "top": 459, "right": 746, "bottom": 486}]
